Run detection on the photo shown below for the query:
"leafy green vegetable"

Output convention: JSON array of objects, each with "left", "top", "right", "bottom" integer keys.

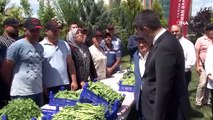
[
  {"left": 0, "top": 99, "right": 42, "bottom": 120},
  {"left": 53, "top": 103, "right": 106, "bottom": 120},
  {"left": 122, "top": 71, "right": 135, "bottom": 86},
  {"left": 122, "top": 63, "right": 135, "bottom": 86},
  {"left": 88, "top": 81, "right": 124, "bottom": 104},
  {"left": 54, "top": 90, "right": 81, "bottom": 100}
]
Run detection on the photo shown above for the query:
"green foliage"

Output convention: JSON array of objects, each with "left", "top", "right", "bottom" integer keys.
[
  {"left": 152, "top": 0, "right": 168, "bottom": 27},
  {"left": 20, "top": 0, "right": 32, "bottom": 17},
  {"left": 38, "top": 0, "right": 45, "bottom": 21},
  {"left": 78, "top": 0, "right": 111, "bottom": 38},
  {"left": 0, "top": 0, "right": 10, "bottom": 13},
  {"left": 52, "top": 0, "right": 111, "bottom": 40},
  {"left": 38, "top": 0, "right": 56, "bottom": 39},
  {"left": 110, "top": 0, "right": 143, "bottom": 55},
  {"left": 0, "top": 1, "right": 25, "bottom": 35},
  {"left": 188, "top": 7, "right": 213, "bottom": 39},
  {"left": 38, "top": 0, "right": 55, "bottom": 25},
  {"left": 210, "top": 11, "right": 213, "bottom": 24},
  {"left": 52, "top": 0, "right": 80, "bottom": 25}
]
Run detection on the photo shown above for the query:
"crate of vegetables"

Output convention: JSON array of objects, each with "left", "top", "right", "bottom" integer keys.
[
  {"left": 119, "top": 70, "right": 135, "bottom": 92},
  {"left": 118, "top": 81, "right": 135, "bottom": 92},
  {"left": 80, "top": 81, "right": 125, "bottom": 106},
  {"left": 49, "top": 90, "right": 81, "bottom": 107},
  {"left": 52, "top": 102, "right": 119, "bottom": 120}
]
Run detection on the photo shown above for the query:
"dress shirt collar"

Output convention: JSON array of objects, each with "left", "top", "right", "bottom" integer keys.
[
  {"left": 204, "top": 35, "right": 213, "bottom": 41},
  {"left": 153, "top": 28, "right": 166, "bottom": 45},
  {"left": 138, "top": 52, "right": 149, "bottom": 60},
  {"left": 178, "top": 36, "right": 184, "bottom": 41},
  {"left": 43, "top": 37, "right": 58, "bottom": 46}
]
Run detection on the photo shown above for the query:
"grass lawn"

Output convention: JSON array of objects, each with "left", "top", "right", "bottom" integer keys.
[{"left": 121, "top": 55, "right": 212, "bottom": 120}]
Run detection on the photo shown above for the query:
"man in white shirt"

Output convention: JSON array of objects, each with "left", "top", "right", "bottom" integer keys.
[
  {"left": 171, "top": 25, "right": 196, "bottom": 87},
  {"left": 40, "top": 20, "right": 78, "bottom": 102}
]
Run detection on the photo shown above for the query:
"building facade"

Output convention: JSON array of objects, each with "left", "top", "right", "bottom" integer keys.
[{"left": 142, "top": 0, "right": 170, "bottom": 20}]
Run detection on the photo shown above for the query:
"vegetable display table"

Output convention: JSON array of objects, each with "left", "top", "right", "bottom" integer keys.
[
  {"left": 100, "top": 70, "right": 134, "bottom": 120},
  {"left": 41, "top": 70, "right": 134, "bottom": 120}
]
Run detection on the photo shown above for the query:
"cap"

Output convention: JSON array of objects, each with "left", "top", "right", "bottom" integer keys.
[
  {"left": 107, "top": 24, "right": 114, "bottom": 30},
  {"left": 93, "top": 30, "right": 103, "bottom": 37},
  {"left": 205, "top": 24, "right": 213, "bottom": 31},
  {"left": 45, "top": 20, "right": 62, "bottom": 31},
  {"left": 23, "top": 17, "right": 42, "bottom": 30},
  {"left": 104, "top": 32, "right": 111, "bottom": 37},
  {"left": 3, "top": 18, "right": 20, "bottom": 26}
]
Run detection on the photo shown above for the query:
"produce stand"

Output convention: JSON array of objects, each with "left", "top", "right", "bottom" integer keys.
[
  {"left": 100, "top": 70, "right": 134, "bottom": 120},
  {"left": 41, "top": 70, "right": 134, "bottom": 120}
]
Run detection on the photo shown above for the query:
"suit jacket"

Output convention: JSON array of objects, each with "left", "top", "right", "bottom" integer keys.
[
  {"left": 142, "top": 31, "right": 190, "bottom": 120},
  {"left": 133, "top": 51, "right": 143, "bottom": 111}
]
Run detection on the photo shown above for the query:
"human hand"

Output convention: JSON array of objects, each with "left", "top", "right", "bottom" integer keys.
[
  {"left": 71, "top": 82, "right": 78, "bottom": 91},
  {"left": 196, "top": 66, "right": 202, "bottom": 75},
  {"left": 208, "top": 74, "right": 213, "bottom": 81},
  {"left": 80, "top": 81, "right": 85, "bottom": 88},
  {"left": 107, "top": 68, "right": 113, "bottom": 76}
]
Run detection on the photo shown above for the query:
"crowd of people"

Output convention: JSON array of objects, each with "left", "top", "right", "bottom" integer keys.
[
  {"left": 0, "top": 17, "right": 122, "bottom": 108},
  {"left": 0, "top": 9, "right": 213, "bottom": 120}
]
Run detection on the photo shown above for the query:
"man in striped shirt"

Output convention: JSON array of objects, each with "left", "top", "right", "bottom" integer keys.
[
  {"left": 0, "top": 18, "right": 20, "bottom": 48},
  {"left": 101, "top": 32, "right": 121, "bottom": 76},
  {"left": 0, "top": 18, "right": 20, "bottom": 108}
]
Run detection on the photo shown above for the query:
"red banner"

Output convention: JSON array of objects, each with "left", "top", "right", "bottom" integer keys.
[{"left": 168, "top": 0, "right": 191, "bottom": 37}]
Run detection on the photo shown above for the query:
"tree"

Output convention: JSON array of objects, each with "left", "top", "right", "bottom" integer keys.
[
  {"left": 110, "top": 0, "right": 143, "bottom": 55},
  {"left": 38, "top": 0, "right": 55, "bottom": 25},
  {"left": 52, "top": 0, "right": 80, "bottom": 25},
  {"left": 78, "top": 0, "right": 111, "bottom": 36},
  {"left": 188, "top": 7, "right": 213, "bottom": 39},
  {"left": 20, "top": 0, "right": 32, "bottom": 17},
  {"left": 152, "top": 0, "right": 168, "bottom": 27},
  {"left": 0, "top": 0, "right": 24, "bottom": 34},
  {"left": 0, "top": 0, "right": 10, "bottom": 13}
]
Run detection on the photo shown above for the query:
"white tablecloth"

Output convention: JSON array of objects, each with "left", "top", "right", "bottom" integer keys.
[{"left": 100, "top": 70, "right": 134, "bottom": 120}]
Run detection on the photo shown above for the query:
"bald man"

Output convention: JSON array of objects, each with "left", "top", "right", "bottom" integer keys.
[{"left": 171, "top": 25, "right": 196, "bottom": 87}]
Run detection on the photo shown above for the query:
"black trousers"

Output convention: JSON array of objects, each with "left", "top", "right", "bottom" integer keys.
[
  {"left": 211, "top": 89, "right": 213, "bottom": 119},
  {"left": 185, "top": 70, "right": 192, "bottom": 87},
  {"left": 139, "top": 91, "right": 146, "bottom": 120}
]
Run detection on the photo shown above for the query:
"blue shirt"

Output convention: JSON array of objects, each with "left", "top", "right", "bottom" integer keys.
[
  {"left": 6, "top": 39, "right": 44, "bottom": 96},
  {"left": 101, "top": 43, "right": 121, "bottom": 72}
]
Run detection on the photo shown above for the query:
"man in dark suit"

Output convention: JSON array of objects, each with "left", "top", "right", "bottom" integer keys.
[{"left": 133, "top": 10, "right": 190, "bottom": 120}]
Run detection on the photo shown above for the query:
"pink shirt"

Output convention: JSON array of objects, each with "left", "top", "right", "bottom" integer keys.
[{"left": 195, "top": 35, "right": 212, "bottom": 62}]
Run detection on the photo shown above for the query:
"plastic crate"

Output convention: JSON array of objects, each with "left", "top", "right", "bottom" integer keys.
[
  {"left": 80, "top": 83, "right": 125, "bottom": 106},
  {"left": 105, "top": 101, "right": 119, "bottom": 120},
  {"left": 118, "top": 81, "right": 135, "bottom": 92},
  {"left": 1, "top": 115, "right": 50, "bottom": 120},
  {"left": 49, "top": 91, "right": 78, "bottom": 107},
  {"left": 41, "top": 105, "right": 59, "bottom": 116}
]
